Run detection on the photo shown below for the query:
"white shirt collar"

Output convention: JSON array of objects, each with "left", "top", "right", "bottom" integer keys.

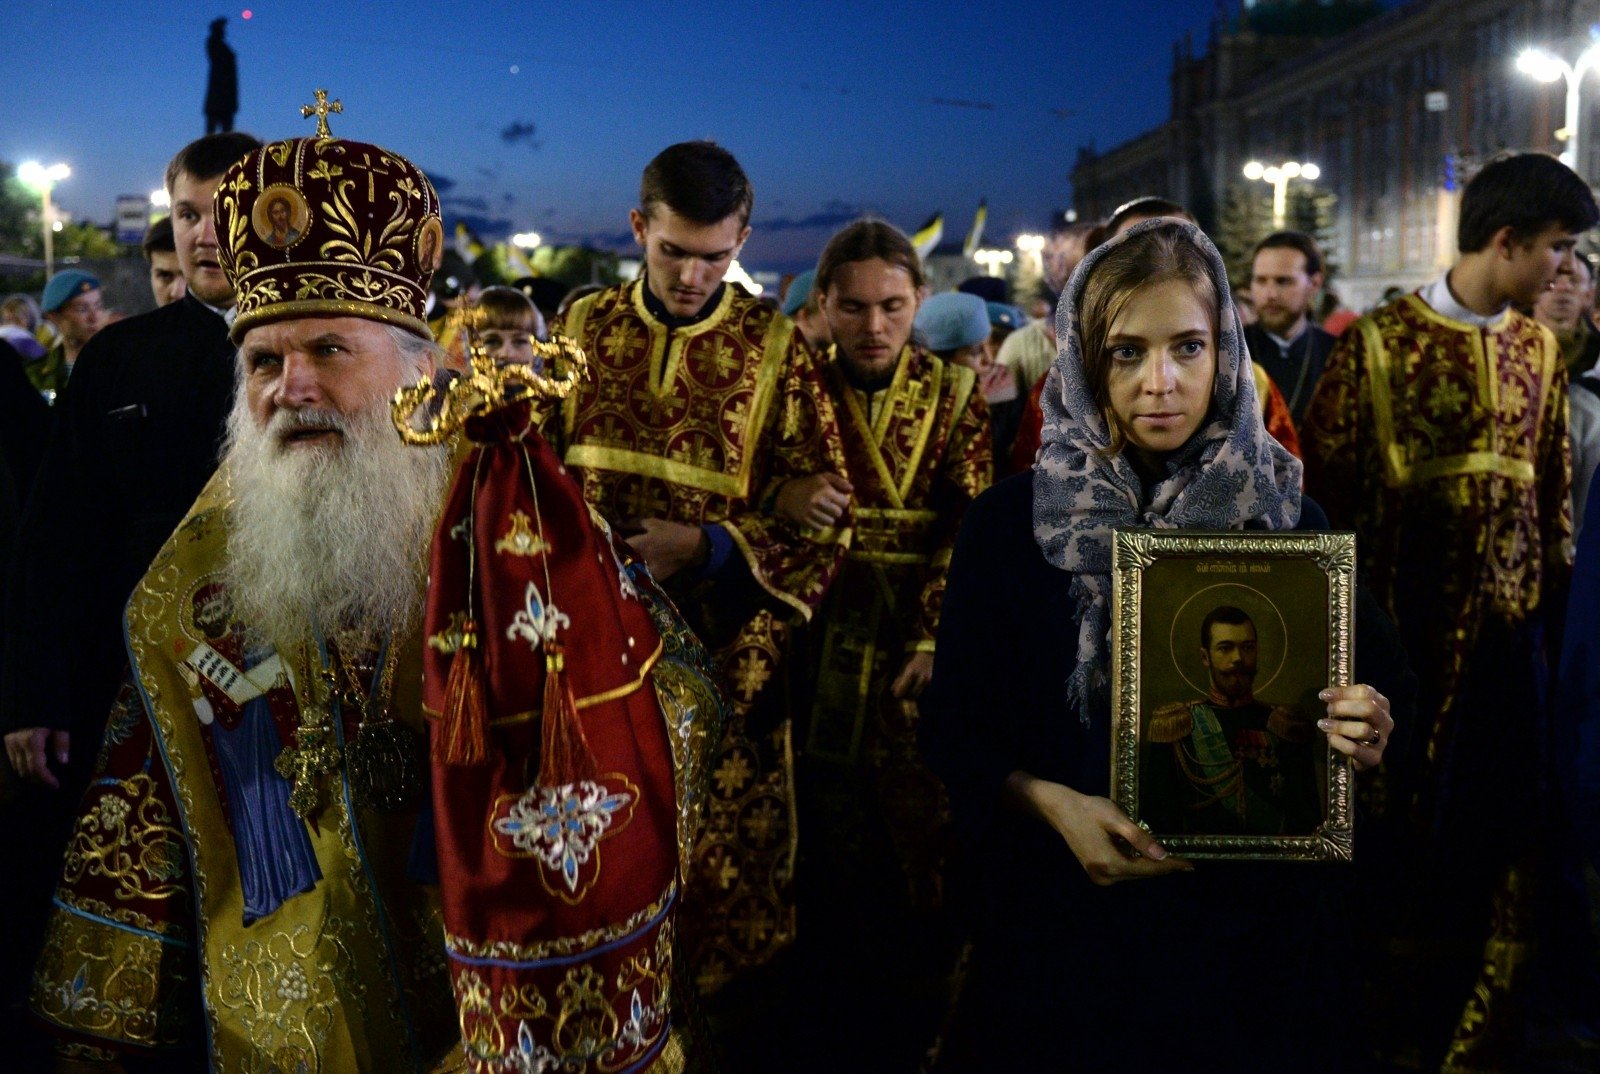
[
  {"left": 1264, "top": 325, "right": 1305, "bottom": 351},
  {"left": 1419, "top": 274, "right": 1506, "bottom": 328},
  {"left": 195, "top": 296, "right": 236, "bottom": 328}
]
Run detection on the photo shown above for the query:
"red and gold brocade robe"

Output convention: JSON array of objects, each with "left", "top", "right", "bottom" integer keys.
[
  {"left": 1303, "top": 295, "right": 1571, "bottom": 761},
  {"left": 1301, "top": 296, "right": 1570, "bottom": 1068},
  {"left": 557, "top": 280, "right": 848, "bottom": 617},
  {"left": 802, "top": 346, "right": 991, "bottom": 898},
  {"left": 28, "top": 475, "right": 456, "bottom": 1072},
  {"left": 558, "top": 280, "right": 851, "bottom": 991}
]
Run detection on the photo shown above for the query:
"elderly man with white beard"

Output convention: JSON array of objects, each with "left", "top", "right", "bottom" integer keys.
[
  {"left": 26, "top": 111, "right": 463, "bottom": 1072},
  {"left": 223, "top": 319, "right": 449, "bottom": 649},
  {"left": 29, "top": 99, "right": 725, "bottom": 1074}
]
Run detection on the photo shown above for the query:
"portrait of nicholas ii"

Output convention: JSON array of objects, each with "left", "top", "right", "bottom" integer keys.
[{"left": 1140, "top": 604, "right": 1322, "bottom": 836}]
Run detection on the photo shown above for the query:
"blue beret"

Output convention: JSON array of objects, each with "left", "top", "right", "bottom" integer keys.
[
  {"left": 41, "top": 270, "right": 101, "bottom": 313},
  {"left": 987, "top": 302, "right": 1028, "bottom": 330},
  {"left": 782, "top": 269, "right": 815, "bottom": 317},
  {"left": 916, "top": 292, "right": 991, "bottom": 352}
]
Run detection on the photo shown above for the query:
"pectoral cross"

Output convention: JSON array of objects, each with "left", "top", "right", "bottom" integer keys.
[
  {"left": 275, "top": 715, "right": 342, "bottom": 819},
  {"left": 301, "top": 88, "right": 343, "bottom": 139},
  {"left": 274, "top": 664, "right": 345, "bottom": 818}
]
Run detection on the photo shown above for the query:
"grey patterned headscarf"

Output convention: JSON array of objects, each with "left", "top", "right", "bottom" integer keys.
[{"left": 1032, "top": 219, "right": 1302, "bottom": 724}]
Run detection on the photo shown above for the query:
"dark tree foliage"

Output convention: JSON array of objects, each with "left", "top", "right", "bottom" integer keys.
[{"left": 1216, "top": 179, "right": 1339, "bottom": 291}]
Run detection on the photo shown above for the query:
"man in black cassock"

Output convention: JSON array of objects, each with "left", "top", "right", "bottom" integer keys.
[{"left": 0, "top": 132, "right": 260, "bottom": 1066}]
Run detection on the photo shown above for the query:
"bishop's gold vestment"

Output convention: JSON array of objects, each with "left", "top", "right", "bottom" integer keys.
[{"left": 29, "top": 474, "right": 457, "bottom": 1072}]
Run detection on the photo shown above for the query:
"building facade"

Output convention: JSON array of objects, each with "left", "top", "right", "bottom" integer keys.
[{"left": 1072, "top": 0, "right": 1600, "bottom": 308}]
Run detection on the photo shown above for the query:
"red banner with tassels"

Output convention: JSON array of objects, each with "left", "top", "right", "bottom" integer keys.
[{"left": 423, "top": 399, "right": 683, "bottom": 1072}]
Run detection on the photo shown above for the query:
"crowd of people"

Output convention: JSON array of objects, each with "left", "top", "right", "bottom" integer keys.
[{"left": 0, "top": 110, "right": 1596, "bottom": 1074}]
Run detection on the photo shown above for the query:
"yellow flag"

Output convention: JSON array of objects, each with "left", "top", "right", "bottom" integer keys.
[
  {"left": 962, "top": 200, "right": 988, "bottom": 258},
  {"left": 503, "top": 242, "right": 538, "bottom": 278},
  {"left": 910, "top": 212, "right": 944, "bottom": 260},
  {"left": 453, "top": 221, "right": 486, "bottom": 261}
]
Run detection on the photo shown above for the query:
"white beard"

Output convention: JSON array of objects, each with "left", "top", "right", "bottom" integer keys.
[{"left": 221, "top": 393, "right": 449, "bottom": 650}]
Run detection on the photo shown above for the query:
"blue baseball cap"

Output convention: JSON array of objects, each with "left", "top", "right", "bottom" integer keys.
[
  {"left": 915, "top": 292, "right": 991, "bottom": 352},
  {"left": 782, "top": 269, "right": 816, "bottom": 317},
  {"left": 41, "top": 270, "right": 101, "bottom": 313}
]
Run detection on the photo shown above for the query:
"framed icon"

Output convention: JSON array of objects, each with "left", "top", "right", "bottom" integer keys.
[{"left": 1110, "top": 529, "right": 1356, "bottom": 861}]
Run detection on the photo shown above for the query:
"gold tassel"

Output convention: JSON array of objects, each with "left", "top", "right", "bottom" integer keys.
[
  {"left": 539, "top": 639, "right": 598, "bottom": 786},
  {"left": 441, "top": 618, "right": 489, "bottom": 766}
]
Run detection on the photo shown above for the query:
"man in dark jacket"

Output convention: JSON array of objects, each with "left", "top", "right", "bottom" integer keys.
[
  {"left": 1244, "top": 231, "right": 1336, "bottom": 427},
  {"left": 0, "top": 132, "right": 259, "bottom": 1055}
]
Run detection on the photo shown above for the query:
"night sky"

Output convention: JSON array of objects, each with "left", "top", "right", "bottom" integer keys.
[{"left": 9, "top": 1, "right": 1347, "bottom": 273}]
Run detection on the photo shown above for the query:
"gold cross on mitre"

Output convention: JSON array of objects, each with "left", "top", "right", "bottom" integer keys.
[{"left": 300, "top": 88, "right": 343, "bottom": 139}]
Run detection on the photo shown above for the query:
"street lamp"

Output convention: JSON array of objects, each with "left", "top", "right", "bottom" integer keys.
[
  {"left": 973, "top": 248, "right": 1014, "bottom": 276},
  {"left": 18, "top": 161, "right": 70, "bottom": 277},
  {"left": 511, "top": 231, "right": 542, "bottom": 249},
  {"left": 1517, "top": 44, "right": 1600, "bottom": 171},
  {"left": 1243, "top": 159, "right": 1321, "bottom": 230}
]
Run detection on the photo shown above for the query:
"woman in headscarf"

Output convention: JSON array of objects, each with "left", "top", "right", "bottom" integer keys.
[{"left": 921, "top": 220, "right": 1416, "bottom": 1072}]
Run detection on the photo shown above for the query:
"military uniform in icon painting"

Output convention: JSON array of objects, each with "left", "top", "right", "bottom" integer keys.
[{"left": 1141, "top": 604, "right": 1320, "bottom": 837}]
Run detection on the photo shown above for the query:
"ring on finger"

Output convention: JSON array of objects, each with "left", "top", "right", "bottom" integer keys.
[{"left": 1365, "top": 730, "right": 1381, "bottom": 747}]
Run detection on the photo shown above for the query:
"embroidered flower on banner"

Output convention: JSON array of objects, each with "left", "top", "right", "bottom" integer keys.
[
  {"left": 506, "top": 581, "right": 572, "bottom": 653},
  {"left": 508, "top": 1021, "right": 561, "bottom": 1073},
  {"left": 616, "top": 988, "right": 663, "bottom": 1051},
  {"left": 490, "top": 776, "right": 639, "bottom": 902}
]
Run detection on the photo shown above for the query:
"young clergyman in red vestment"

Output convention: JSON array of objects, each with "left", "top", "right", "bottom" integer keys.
[
  {"left": 1303, "top": 151, "right": 1597, "bottom": 1072},
  {"left": 555, "top": 142, "right": 852, "bottom": 994}
]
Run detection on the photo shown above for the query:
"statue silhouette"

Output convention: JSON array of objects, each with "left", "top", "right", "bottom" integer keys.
[{"left": 204, "top": 18, "right": 238, "bottom": 134}]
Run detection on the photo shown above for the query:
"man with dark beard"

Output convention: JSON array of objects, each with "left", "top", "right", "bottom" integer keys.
[
  {"left": 1142, "top": 606, "right": 1319, "bottom": 836},
  {"left": 1244, "top": 231, "right": 1335, "bottom": 428},
  {"left": 27, "top": 117, "right": 460, "bottom": 1071}
]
